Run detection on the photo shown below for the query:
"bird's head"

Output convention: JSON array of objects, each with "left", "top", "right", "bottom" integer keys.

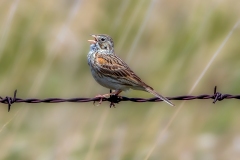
[{"left": 88, "top": 34, "right": 114, "bottom": 54}]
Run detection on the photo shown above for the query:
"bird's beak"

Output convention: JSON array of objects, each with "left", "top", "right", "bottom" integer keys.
[{"left": 88, "top": 35, "right": 97, "bottom": 44}]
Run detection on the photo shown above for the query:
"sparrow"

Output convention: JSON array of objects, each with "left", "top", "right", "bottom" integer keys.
[{"left": 87, "top": 34, "right": 174, "bottom": 106}]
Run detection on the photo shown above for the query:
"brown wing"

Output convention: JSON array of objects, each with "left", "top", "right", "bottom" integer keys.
[{"left": 94, "top": 53, "right": 147, "bottom": 88}]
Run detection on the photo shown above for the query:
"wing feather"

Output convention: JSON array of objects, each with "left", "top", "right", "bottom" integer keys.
[{"left": 94, "top": 53, "right": 144, "bottom": 87}]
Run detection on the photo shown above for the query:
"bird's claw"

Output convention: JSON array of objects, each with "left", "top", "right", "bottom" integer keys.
[
  {"left": 93, "top": 94, "right": 107, "bottom": 106},
  {"left": 93, "top": 90, "right": 121, "bottom": 107}
]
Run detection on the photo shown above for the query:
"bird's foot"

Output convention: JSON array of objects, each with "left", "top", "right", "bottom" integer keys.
[
  {"left": 93, "top": 90, "right": 122, "bottom": 107},
  {"left": 93, "top": 94, "right": 109, "bottom": 106}
]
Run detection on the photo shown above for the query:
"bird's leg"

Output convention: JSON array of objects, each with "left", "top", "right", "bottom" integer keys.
[
  {"left": 94, "top": 90, "right": 122, "bottom": 106},
  {"left": 96, "top": 90, "right": 121, "bottom": 97},
  {"left": 113, "top": 90, "right": 122, "bottom": 96},
  {"left": 94, "top": 91, "right": 116, "bottom": 105}
]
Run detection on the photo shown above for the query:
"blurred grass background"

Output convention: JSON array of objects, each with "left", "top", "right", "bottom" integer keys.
[{"left": 0, "top": 0, "right": 240, "bottom": 159}]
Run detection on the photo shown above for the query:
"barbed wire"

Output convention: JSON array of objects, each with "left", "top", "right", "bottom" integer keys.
[{"left": 0, "top": 86, "right": 239, "bottom": 112}]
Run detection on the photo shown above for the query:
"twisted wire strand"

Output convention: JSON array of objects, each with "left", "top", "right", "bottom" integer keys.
[{"left": 1, "top": 86, "right": 239, "bottom": 112}]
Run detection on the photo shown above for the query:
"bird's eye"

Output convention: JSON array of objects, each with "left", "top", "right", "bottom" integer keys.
[{"left": 101, "top": 38, "right": 105, "bottom": 42}]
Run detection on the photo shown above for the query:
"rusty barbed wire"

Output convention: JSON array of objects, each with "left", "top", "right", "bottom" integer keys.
[{"left": 1, "top": 86, "right": 240, "bottom": 112}]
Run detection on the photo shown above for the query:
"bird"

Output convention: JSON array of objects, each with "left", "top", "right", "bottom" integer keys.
[{"left": 87, "top": 34, "right": 174, "bottom": 106}]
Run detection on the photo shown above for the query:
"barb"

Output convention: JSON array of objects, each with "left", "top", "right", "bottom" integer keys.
[
  {"left": 0, "top": 90, "right": 17, "bottom": 112},
  {"left": 1, "top": 86, "right": 239, "bottom": 112}
]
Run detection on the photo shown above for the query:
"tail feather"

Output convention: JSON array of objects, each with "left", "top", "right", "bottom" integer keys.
[{"left": 145, "top": 87, "right": 174, "bottom": 106}]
